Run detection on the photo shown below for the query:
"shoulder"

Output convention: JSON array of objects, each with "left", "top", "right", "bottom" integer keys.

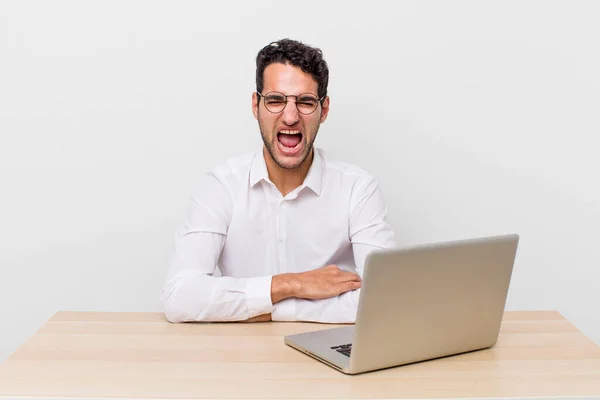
[
  {"left": 191, "top": 151, "right": 256, "bottom": 201},
  {"left": 211, "top": 151, "right": 255, "bottom": 185}
]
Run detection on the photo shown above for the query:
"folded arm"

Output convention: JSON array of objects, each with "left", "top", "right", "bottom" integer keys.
[
  {"left": 160, "top": 172, "right": 361, "bottom": 323},
  {"left": 160, "top": 172, "right": 278, "bottom": 322},
  {"left": 161, "top": 174, "right": 395, "bottom": 323},
  {"left": 161, "top": 230, "right": 277, "bottom": 322},
  {"left": 270, "top": 177, "right": 396, "bottom": 323},
  {"left": 161, "top": 230, "right": 362, "bottom": 322}
]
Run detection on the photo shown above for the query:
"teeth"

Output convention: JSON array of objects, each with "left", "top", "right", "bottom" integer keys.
[{"left": 279, "top": 130, "right": 301, "bottom": 135}]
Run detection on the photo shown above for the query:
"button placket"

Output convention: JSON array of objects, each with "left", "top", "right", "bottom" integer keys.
[{"left": 278, "top": 200, "right": 287, "bottom": 268}]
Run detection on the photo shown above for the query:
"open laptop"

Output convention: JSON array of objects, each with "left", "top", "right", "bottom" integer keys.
[{"left": 284, "top": 233, "right": 519, "bottom": 374}]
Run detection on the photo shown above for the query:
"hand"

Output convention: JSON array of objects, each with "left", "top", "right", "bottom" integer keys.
[
  {"left": 295, "top": 265, "right": 361, "bottom": 299},
  {"left": 240, "top": 313, "right": 272, "bottom": 323},
  {"left": 271, "top": 265, "right": 361, "bottom": 303}
]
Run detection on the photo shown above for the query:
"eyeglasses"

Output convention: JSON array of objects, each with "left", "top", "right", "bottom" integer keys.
[{"left": 257, "top": 91, "right": 325, "bottom": 115}]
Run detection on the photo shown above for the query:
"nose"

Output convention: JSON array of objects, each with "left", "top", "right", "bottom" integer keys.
[{"left": 281, "top": 98, "right": 300, "bottom": 126}]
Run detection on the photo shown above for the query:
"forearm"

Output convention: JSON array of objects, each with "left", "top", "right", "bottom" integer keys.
[
  {"left": 269, "top": 265, "right": 363, "bottom": 322},
  {"left": 161, "top": 269, "right": 274, "bottom": 322},
  {"left": 272, "top": 290, "right": 361, "bottom": 323}
]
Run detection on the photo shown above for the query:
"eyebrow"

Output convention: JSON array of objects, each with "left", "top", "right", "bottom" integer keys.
[
  {"left": 265, "top": 94, "right": 286, "bottom": 100},
  {"left": 297, "top": 95, "right": 318, "bottom": 101}
]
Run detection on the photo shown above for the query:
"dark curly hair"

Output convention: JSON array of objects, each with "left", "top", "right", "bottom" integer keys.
[{"left": 255, "top": 38, "right": 329, "bottom": 101}]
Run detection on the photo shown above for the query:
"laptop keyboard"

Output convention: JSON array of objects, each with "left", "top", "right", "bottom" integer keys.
[{"left": 331, "top": 343, "right": 352, "bottom": 357}]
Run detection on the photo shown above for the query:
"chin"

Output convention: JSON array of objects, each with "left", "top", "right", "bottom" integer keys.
[
  {"left": 274, "top": 149, "right": 309, "bottom": 170},
  {"left": 275, "top": 157, "right": 304, "bottom": 170}
]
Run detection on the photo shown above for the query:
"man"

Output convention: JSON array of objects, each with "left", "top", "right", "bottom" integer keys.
[{"left": 161, "top": 38, "right": 396, "bottom": 323}]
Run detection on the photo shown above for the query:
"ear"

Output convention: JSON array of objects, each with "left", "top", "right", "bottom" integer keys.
[
  {"left": 319, "top": 96, "right": 330, "bottom": 123},
  {"left": 252, "top": 92, "right": 259, "bottom": 120}
]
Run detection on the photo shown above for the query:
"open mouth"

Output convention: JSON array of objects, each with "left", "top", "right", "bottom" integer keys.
[{"left": 277, "top": 130, "right": 303, "bottom": 154}]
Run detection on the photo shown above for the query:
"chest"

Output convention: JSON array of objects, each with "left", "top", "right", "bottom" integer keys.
[{"left": 218, "top": 187, "right": 352, "bottom": 276}]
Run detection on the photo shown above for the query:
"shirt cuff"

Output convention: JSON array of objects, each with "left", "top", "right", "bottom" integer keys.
[
  {"left": 245, "top": 276, "right": 275, "bottom": 316},
  {"left": 271, "top": 297, "right": 296, "bottom": 321}
]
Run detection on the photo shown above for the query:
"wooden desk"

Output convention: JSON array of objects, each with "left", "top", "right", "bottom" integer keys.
[{"left": 1, "top": 311, "right": 599, "bottom": 399}]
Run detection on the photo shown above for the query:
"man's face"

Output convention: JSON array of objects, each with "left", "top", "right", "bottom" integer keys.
[{"left": 252, "top": 63, "right": 330, "bottom": 170}]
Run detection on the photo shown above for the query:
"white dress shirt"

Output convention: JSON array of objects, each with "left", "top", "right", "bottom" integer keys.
[{"left": 161, "top": 147, "right": 396, "bottom": 323}]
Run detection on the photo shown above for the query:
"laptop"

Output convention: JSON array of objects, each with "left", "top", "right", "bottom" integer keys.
[{"left": 284, "top": 233, "right": 519, "bottom": 374}]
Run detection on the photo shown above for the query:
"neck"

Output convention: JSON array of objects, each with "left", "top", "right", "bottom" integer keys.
[{"left": 264, "top": 147, "right": 314, "bottom": 197}]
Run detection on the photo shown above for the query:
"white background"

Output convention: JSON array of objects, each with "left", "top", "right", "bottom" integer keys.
[{"left": 1, "top": 0, "right": 599, "bottom": 362}]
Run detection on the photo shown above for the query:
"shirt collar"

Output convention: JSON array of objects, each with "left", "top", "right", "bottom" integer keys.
[
  {"left": 249, "top": 147, "right": 270, "bottom": 187},
  {"left": 302, "top": 148, "right": 323, "bottom": 196},
  {"left": 249, "top": 147, "right": 324, "bottom": 196}
]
